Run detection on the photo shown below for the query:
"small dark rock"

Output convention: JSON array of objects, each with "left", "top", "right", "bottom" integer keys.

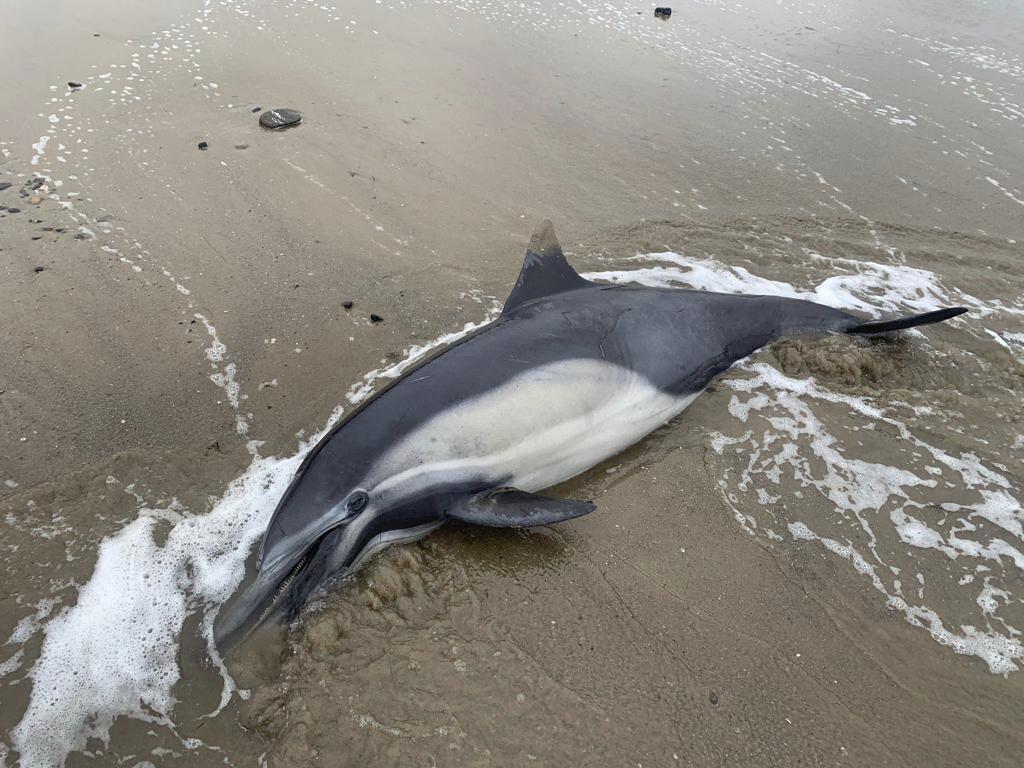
[
  {"left": 342, "top": 300, "right": 354, "bottom": 309},
  {"left": 68, "top": 81, "right": 83, "bottom": 89},
  {"left": 251, "top": 106, "right": 262, "bottom": 113},
  {"left": 29, "top": 178, "right": 45, "bottom": 190},
  {"left": 93, "top": 33, "right": 100, "bottom": 37},
  {"left": 259, "top": 108, "right": 302, "bottom": 130},
  {"left": 370, "top": 313, "right": 383, "bottom": 323},
  {"left": 0, "top": 182, "right": 10, "bottom": 192},
  {"left": 33, "top": 266, "right": 44, "bottom": 273},
  {"left": 31, "top": 236, "right": 42, "bottom": 241},
  {"left": 7, "top": 207, "right": 21, "bottom": 214},
  {"left": 198, "top": 141, "right": 209, "bottom": 150},
  {"left": 654, "top": 6, "right": 672, "bottom": 18},
  {"left": 234, "top": 144, "right": 249, "bottom": 150},
  {"left": 709, "top": 691, "right": 719, "bottom": 706}
]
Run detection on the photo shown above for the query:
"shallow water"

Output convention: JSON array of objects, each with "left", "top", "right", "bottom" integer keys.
[{"left": 2, "top": 0, "right": 1023, "bottom": 765}]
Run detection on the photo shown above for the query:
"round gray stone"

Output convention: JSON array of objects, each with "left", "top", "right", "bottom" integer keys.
[{"left": 259, "top": 108, "right": 302, "bottom": 129}]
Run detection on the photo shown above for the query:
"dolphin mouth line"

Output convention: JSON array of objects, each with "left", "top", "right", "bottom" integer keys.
[{"left": 256, "top": 551, "right": 310, "bottom": 626}]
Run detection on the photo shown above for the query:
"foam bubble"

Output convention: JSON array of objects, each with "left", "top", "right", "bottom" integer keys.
[
  {"left": 587, "top": 251, "right": 1024, "bottom": 675},
  {"left": 790, "top": 522, "right": 1023, "bottom": 673},
  {"left": 10, "top": 317, "right": 492, "bottom": 766},
  {"left": 584, "top": 250, "right": 1020, "bottom": 318},
  {"left": 10, "top": 450, "right": 303, "bottom": 766},
  {"left": 733, "top": 362, "right": 1024, "bottom": 673}
]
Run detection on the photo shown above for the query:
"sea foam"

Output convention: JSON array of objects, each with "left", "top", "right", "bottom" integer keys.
[
  {"left": 9, "top": 313, "right": 497, "bottom": 767},
  {"left": 586, "top": 250, "right": 1023, "bottom": 675}
]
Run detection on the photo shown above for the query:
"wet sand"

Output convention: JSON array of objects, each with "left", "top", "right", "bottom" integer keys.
[{"left": 2, "top": 0, "right": 1024, "bottom": 765}]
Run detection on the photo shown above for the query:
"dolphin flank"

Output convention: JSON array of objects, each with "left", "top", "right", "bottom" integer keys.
[{"left": 214, "top": 220, "right": 968, "bottom": 647}]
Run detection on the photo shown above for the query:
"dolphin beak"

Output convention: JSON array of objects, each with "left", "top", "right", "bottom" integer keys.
[
  {"left": 214, "top": 523, "right": 354, "bottom": 651},
  {"left": 213, "top": 545, "right": 311, "bottom": 651}
]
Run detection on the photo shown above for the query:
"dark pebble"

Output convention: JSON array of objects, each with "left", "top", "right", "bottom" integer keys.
[
  {"left": 198, "top": 141, "right": 209, "bottom": 150},
  {"left": 370, "top": 313, "right": 383, "bottom": 323},
  {"left": 259, "top": 108, "right": 302, "bottom": 129},
  {"left": 234, "top": 144, "right": 248, "bottom": 150},
  {"left": 655, "top": 6, "right": 672, "bottom": 18},
  {"left": 709, "top": 691, "right": 719, "bottom": 706},
  {"left": 68, "top": 81, "right": 83, "bottom": 89},
  {"left": 31, "top": 236, "right": 42, "bottom": 241},
  {"left": 7, "top": 207, "right": 21, "bottom": 214},
  {"left": 251, "top": 106, "right": 262, "bottom": 113},
  {"left": 0, "top": 182, "right": 11, "bottom": 191},
  {"left": 342, "top": 300, "right": 353, "bottom": 309},
  {"left": 33, "top": 266, "right": 44, "bottom": 273}
]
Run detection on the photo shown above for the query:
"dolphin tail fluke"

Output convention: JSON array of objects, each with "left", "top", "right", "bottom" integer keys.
[
  {"left": 845, "top": 307, "right": 968, "bottom": 335},
  {"left": 448, "top": 487, "right": 595, "bottom": 528}
]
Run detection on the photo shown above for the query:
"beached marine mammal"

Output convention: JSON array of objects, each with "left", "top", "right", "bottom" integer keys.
[{"left": 214, "top": 221, "right": 967, "bottom": 647}]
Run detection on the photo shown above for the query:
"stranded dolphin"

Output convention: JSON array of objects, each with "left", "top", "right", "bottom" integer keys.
[{"left": 214, "top": 221, "right": 967, "bottom": 646}]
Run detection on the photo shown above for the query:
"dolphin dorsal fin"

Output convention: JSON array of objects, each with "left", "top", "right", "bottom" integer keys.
[{"left": 502, "top": 220, "right": 590, "bottom": 315}]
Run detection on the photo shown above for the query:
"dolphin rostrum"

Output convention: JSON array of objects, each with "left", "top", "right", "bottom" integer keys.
[{"left": 214, "top": 221, "right": 967, "bottom": 646}]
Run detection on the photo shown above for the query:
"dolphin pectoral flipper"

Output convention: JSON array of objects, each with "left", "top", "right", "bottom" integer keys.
[
  {"left": 845, "top": 306, "right": 968, "bottom": 335},
  {"left": 447, "top": 488, "right": 596, "bottom": 528}
]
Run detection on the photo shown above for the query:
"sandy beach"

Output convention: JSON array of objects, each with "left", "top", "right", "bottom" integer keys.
[{"left": 2, "top": 0, "right": 1023, "bottom": 765}]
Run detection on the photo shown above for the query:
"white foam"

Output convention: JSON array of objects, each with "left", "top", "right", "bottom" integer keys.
[
  {"left": 789, "top": 522, "right": 1022, "bottom": 674},
  {"left": 584, "top": 250, "right": 1021, "bottom": 318},
  {"left": 10, "top": 318, "right": 490, "bottom": 767},
  {"left": 721, "top": 363, "right": 1024, "bottom": 674},
  {"left": 31, "top": 135, "right": 50, "bottom": 165},
  {"left": 588, "top": 251, "right": 1024, "bottom": 674},
  {"left": 195, "top": 314, "right": 249, "bottom": 436},
  {"left": 10, "top": 451, "right": 302, "bottom": 766},
  {"left": 5, "top": 598, "right": 57, "bottom": 646},
  {"left": 0, "top": 650, "right": 25, "bottom": 679}
]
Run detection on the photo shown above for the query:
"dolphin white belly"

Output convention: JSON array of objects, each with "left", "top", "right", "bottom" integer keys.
[{"left": 368, "top": 359, "right": 698, "bottom": 499}]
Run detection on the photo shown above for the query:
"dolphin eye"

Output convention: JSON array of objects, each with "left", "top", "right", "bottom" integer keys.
[{"left": 346, "top": 490, "right": 369, "bottom": 514}]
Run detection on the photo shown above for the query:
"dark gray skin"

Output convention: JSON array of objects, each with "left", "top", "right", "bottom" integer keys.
[{"left": 213, "top": 221, "right": 967, "bottom": 649}]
